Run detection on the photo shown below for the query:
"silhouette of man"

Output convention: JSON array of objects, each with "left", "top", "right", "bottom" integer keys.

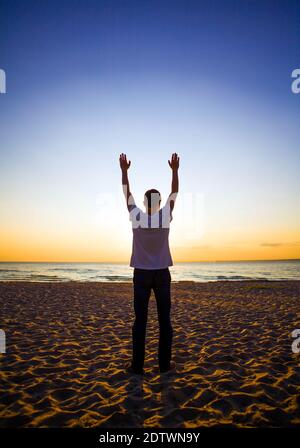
[{"left": 119, "top": 152, "right": 179, "bottom": 375}]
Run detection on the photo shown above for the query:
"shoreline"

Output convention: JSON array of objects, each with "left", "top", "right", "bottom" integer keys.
[{"left": 0, "top": 278, "right": 300, "bottom": 284}]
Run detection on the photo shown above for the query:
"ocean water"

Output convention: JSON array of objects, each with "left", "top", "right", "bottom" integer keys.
[{"left": 0, "top": 260, "right": 299, "bottom": 282}]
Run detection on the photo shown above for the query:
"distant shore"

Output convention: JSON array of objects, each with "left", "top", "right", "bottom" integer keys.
[{"left": 1, "top": 280, "right": 300, "bottom": 428}]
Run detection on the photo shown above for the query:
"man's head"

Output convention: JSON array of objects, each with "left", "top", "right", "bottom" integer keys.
[{"left": 144, "top": 189, "right": 161, "bottom": 213}]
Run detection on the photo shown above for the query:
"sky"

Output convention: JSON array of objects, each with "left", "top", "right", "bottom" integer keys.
[{"left": 0, "top": 0, "right": 299, "bottom": 262}]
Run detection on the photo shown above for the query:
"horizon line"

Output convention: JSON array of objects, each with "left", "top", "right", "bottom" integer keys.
[{"left": 0, "top": 258, "right": 299, "bottom": 264}]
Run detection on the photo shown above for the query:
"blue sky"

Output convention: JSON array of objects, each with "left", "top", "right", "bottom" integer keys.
[{"left": 0, "top": 0, "right": 299, "bottom": 261}]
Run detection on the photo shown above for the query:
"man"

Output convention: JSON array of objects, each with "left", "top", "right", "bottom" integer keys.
[{"left": 119, "top": 152, "right": 179, "bottom": 375}]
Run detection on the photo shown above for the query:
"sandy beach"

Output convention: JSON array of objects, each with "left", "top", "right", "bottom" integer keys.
[{"left": 0, "top": 280, "right": 300, "bottom": 428}]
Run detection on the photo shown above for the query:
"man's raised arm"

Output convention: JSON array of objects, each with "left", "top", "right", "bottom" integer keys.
[
  {"left": 119, "top": 153, "right": 135, "bottom": 211},
  {"left": 167, "top": 153, "right": 180, "bottom": 210}
]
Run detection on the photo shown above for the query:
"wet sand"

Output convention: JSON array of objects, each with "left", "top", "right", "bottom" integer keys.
[{"left": 0, "top": 280, "right": 300, "bottom": 428}]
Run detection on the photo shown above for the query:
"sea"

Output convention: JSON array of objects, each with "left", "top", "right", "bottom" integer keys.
[{"left": 0, "top": 260, "right": 299, "bottom": 282}]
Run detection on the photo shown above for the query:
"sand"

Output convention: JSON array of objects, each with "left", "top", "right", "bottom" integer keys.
[{"left": 0, "top": 280, "right": 300, "bottom": 428}]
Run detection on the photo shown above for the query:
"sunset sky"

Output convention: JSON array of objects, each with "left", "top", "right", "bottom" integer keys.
[{"left": 0, "top": 0, "right": 299, "bottom": 262}]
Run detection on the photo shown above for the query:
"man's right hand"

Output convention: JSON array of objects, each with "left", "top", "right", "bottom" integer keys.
[
  {"left": 168, "top": 153, "right": 180, "bottom": 170},
  {"left": 119, "top": 153, "right": 131, "bottom": 171}
]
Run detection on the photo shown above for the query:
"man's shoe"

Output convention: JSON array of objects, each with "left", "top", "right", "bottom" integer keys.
[
  {"left": 125, "top": 362, "right": 144, "bottom": 375},
  {"left": 160, "top": 361, "right": 176, "bottom": 374}
]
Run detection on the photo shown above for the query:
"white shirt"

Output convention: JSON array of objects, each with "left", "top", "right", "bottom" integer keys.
[{"left": 128, "top": 194, "right": 177, "bottom": 270}]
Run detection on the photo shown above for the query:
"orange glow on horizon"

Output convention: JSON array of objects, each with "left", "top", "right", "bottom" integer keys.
[{"left": 1, "top": 227, "right": 299, "bottom": 262}]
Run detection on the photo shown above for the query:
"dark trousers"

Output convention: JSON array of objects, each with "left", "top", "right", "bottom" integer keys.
[{"left": 132, "top": 267, "right": 173, "bottom": 371}]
